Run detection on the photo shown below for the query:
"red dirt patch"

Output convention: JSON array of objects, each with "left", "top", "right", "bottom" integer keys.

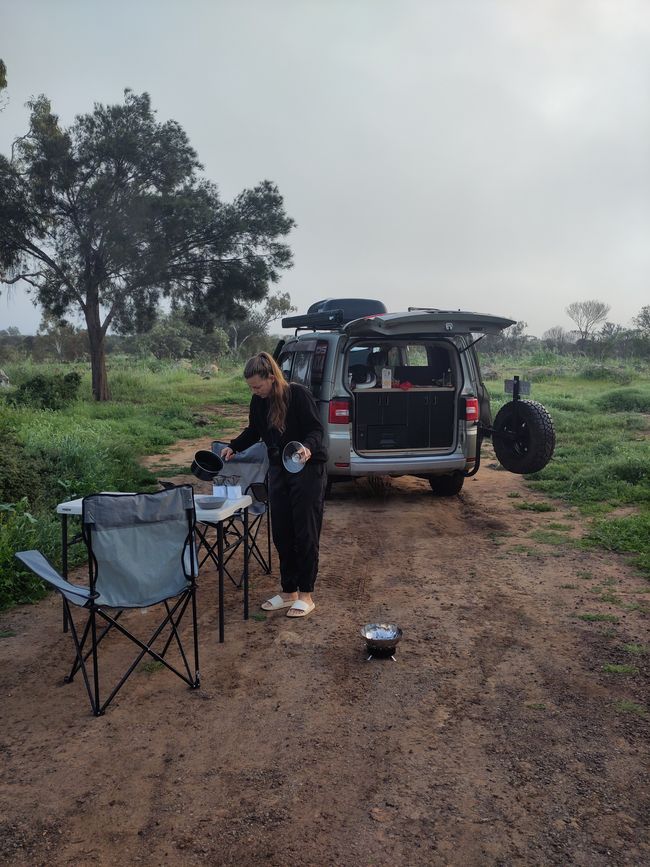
[{"left": 1, "top": 444, "right": 649, "bottom": 865}]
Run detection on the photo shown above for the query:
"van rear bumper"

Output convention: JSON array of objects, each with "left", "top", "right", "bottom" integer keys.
[{"left": 331, "top": 452, "right": 468, "bottom": 477}]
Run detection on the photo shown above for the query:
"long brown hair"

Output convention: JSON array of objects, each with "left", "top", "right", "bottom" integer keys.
[{"left": 243, "top": 351, "right": 290, "bottom": 432}]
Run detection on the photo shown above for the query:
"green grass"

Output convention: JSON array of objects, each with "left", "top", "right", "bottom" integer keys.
[
  {"left": 614, "top": 700, "right": 647, "bottom": 716},
  {"left": 514, "top": 501, "right": 556, "bottom": 512},
  {"left": 576, "top": 613, "right": 620, "bottom": 623},
  {"left": 139, "top": 660, "right": 166, "bottom": 674},
  {"left": 529, "top": 529, "right": 571, "bottom": 545},
  {"left": 0, "top": 629, "right": 17, "bottom": 638},
  {"left": 583, "top": 513, "right": 650, "bottom": 577},
  {"left": 602, "top": 663, "right": 639, "bottom": 675},
  {"left": 622, "top": 643, "right": 648, "bottom": 655},
  {"left": 0, "top": 359, "right": 249, "bottom": 609},
  {"left": 576, "top": 570, "right": 594, "bottom": 580},
  {"left": 484, "top": 360, "right": 650, "bottom": 578}
]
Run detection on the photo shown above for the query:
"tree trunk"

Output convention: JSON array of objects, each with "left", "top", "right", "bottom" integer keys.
[{"left": 86, "top": 302, "right": 110, "bottom": 401}]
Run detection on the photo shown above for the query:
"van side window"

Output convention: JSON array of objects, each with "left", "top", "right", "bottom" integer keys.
[
  {"left": 278, "top": 352, "right": 293, "bottom": 379},
  {"left": 291, "top": 350, "right": 312, "bottom": 386}
]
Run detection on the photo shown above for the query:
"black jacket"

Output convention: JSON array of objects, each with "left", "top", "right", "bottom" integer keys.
[{"left": 230, "top": 383, "right": 328, "bottom": 464}]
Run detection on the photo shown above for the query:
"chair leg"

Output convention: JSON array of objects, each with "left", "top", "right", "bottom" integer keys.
[
  {"left": 96, "top": 592, "right": 196, "bottom": 714},
  {"left": 62, "top": 601, "right": 102, "bottom": 716},
  {"left": 191, "top": 585, "right": 200, "bottom": 688},
  {"left": 67, "top": 611, "right": 124, "bottom": 682}
]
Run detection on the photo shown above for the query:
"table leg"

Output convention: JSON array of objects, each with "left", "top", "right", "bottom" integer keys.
[
  {"left": 243, "top": 507, "right": 249, "bottom": 620},
  {"left": 217, "top": 522, "right": 225, "bottom": 644},
  {"left": 61, "top": 515, "right": 69, "bottom": 633}
]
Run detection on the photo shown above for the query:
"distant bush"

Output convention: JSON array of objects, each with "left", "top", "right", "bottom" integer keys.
[
  {"left": 583, "top": 365, "right": 633, "bottom": 385},
  {"left": 594, "top": 388, "right": 650, "bottom": 413},
  {"left": 7, "top": 371, "right": 82, "bottom": 410}
]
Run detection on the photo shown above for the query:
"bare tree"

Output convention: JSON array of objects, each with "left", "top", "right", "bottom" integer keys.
[
  {"left": 565, "top": 300, "right": 610, "bottom": 341},
  {"left": 542, "top": 325, "right": 570, "bottom": 352}
]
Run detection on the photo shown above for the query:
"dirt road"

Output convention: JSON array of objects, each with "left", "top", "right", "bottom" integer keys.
[{"left": 1, "top": 433, "right": 649, "bottom": 866}]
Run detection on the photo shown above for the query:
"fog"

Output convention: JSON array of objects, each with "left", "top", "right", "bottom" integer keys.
[{"left": 1, "top": 0, "right": 648, "bottom": 336}]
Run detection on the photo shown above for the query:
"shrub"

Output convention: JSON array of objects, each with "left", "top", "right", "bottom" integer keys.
[
  {"left": 0, "top": 500, "right": 59, "bottom": 608},
  {"left": 594, "top": 388, "right": 650, "bottom": 413},
  {"left": 607, "top": 457, "right": 650, "bottom": 485},
  {"left": 0, "top": 418, "right": 52, "bottom": 507},
  {"left": 8, "top": 371, "right": 82, "bottom": 410}
]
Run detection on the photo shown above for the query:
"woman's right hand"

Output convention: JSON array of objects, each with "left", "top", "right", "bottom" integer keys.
[{"left": 221, "top": 446, "right": 234, "bottom": 461}]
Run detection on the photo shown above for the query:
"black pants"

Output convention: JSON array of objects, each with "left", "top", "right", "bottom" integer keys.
[{"left": 268, "top": 462, "right": 327, "bottom": 594}]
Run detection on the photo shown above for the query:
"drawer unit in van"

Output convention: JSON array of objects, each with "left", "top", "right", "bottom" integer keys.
[{"left": 354, "top": 389, "right": 455, "bottom": 451}]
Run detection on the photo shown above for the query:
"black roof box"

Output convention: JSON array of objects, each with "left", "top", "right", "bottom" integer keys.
[
  {"left": 282, "top": 298, "right": 387, "bottom": 330},
  {"left": 307, "top": 298, "right": 387, "bottom": 318}
]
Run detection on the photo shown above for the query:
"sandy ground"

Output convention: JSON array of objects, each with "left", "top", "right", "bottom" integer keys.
[{"left": 1, "top": 414, "right": 649, "bottom": 866}]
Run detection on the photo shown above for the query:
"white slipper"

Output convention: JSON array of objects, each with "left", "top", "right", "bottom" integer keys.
[
  {"left": 286, "top": 599, "right": 315, "bottom": 618},
  {"left": 261, "top": 594, "right": 295, "bottom": 611}
]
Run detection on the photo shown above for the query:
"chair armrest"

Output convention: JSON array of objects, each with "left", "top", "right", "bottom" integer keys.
[{"left": 15, "top": 551, "right": 95, "bottom": 605}]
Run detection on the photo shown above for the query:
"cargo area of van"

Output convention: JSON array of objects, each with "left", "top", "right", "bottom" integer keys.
[{"left": 346, "top": 341, "right": 460, "bottom": 453}]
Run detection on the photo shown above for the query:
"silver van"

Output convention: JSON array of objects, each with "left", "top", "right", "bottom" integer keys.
[{"left": 276, "top": 299, "right": 555, "bottom": 495}]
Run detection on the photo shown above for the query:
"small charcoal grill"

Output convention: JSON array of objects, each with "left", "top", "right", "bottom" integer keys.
[{"left": 361, "top": 623, "right": 402, "bottom": 661}]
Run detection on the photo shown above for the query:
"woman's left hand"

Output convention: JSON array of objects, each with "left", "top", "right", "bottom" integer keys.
[{"left": 297, "top": 445, "right": 312, "bottom": 463}]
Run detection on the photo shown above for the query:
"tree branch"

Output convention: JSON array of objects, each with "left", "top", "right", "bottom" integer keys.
[{"left": 1, "top": 271, "right": 43, "bottom": 285}]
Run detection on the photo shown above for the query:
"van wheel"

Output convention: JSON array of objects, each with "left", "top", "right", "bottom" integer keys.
[
  {"left": 428, "top": 472, "right": 465, "bottom": 496},
  {"left": 324, "top": 478, "right": 333, "bottom": 499},
  {"left": 492, "top": 399, "right": 555, "bottom": 474}
]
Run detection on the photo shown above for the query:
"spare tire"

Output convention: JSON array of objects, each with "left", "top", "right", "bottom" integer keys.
[{"left": 492, "top": 399, "right": 555, "bottom": 474}]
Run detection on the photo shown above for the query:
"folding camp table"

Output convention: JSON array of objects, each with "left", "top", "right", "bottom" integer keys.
[{"left": 56, "top": 493, "right": 252, "bottom": 643}]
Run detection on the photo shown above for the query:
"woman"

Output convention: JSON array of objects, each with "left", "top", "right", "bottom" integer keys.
[{"left": 221, "top": 352, "right": 328, "bottom": 618}]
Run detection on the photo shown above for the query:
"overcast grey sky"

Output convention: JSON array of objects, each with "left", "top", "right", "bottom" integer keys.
[{"left": 1, "top": 0, "right": 649, "bottom": 336}]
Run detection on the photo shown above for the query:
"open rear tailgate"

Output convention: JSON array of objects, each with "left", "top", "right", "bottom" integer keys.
[{"left": 343, "top": 310, "right": 515, "bottom": 337}]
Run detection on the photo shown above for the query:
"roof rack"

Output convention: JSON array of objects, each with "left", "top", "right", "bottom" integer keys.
[
  {"left": 407, "top": 306, "right": 441, "bottom": 313},
  {"left": 281, "top": 310, "right": 344, "bottom": 332}
]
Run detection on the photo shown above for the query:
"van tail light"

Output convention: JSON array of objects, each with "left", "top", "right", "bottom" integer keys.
[
  {"left": 329, "top": 399, "right": 351, "bottom": 424},
  {"left": 464, "top": 397, "right": 479, "bottom": 423}
]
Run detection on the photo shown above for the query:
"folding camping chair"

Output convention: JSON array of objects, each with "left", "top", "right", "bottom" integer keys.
[
  {"left": 16, "top": 486, "right": 199, "bottom": 716},
  {"left": 199, "top": 440, "right": 271, "bottom": 586}
]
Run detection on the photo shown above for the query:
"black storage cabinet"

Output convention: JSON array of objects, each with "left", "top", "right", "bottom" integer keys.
[{"left": 354, "top": 390, "right": 455, "bottom": 451}]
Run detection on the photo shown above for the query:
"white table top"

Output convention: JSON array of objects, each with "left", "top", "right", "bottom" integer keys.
[{"left": 56, "top": 493, "right": 252, "bottom": 523}]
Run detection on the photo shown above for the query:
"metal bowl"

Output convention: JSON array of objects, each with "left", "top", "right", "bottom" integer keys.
[
  {"left": 361, "top": 622, "right": 403, "bottom": 652},
  {"left": 195, "top": 496, "right": 227, "bottom": 510}
]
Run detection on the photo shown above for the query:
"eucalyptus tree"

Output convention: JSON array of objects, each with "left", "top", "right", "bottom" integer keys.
[
  {"left": 633, "top": 305, "right": 650, "bottom": 336},
  {"left": 0, "top": 91, "right": 294, "bottom": 399}
]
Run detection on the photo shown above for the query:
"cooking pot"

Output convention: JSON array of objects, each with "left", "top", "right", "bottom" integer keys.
[
  {"left": 191, "top": 450, "right": 224, "bottom": 481},
  {"left": 361, "top": 622, "right": 402, "bottom": 655}
]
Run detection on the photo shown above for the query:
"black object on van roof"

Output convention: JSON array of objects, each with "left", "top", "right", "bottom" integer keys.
[{"left": 282, "top": 297, "right": 387, "bottom": 331}]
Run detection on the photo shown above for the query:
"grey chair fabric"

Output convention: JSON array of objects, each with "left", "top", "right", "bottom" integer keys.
[
  {"left": 83, "top": 488, "right": 196, "bottom": 608},
  {"left": 15, "top": 550, "right": 94, "bottom": 605},
  {"left": 209, "top": 439, "right": 272, "bottom": 578},
  {"left": 212, "top": 441, "right": 269, "bottom": 515},
  {"left": 15, "top": 485, "right": 199, "bottom": 716}
]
